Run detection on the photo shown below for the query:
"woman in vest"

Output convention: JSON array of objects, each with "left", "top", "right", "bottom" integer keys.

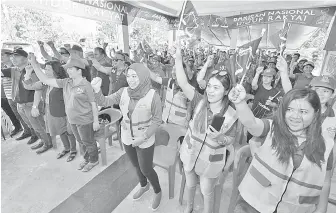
[
  {"left": 229, "top": 84, "right": 334, "bottom": 213},
  {"left": 149, "top": 66, "right": 191, "bottom": 127},
  {"left": 175, "top": 46, "right": 238, "bottom": 213},
  {"left": 279, "top": 55, "right": 336, "bottom": 170},
  {"left": 91, "top": 63, "right": 163, "bottom": 211}
]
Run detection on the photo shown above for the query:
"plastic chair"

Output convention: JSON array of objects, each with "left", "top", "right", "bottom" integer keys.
[
  {"left": 97, "top": 108, "right": 123, "bottom": 166},
  {"left": 178, "top": 145, "right": 235, "bottom": 213},
  {"left": 153, "top": 123, "right": 187, "bottom": 199},
  {"left": 227, "top": 145, "right": 252, "bottom": 213}
]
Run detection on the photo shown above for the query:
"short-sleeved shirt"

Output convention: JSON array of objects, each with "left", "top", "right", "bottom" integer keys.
[
  {"left": 293, "top": 73, "right": 313, "bottom": 89},
  {"left": 56, "top": 78, "right": 95, "bottom": 125},
  {"left": 91, "top": 57, "right": 112, "bottom": 95},
  {"left": 189, "top": 91, "right": 237, "bottom": 137},
  {"left": 257, "top": 119, "right": 334, "bottom": 171},
  {"left": 251, "top": 84, "right": 282, "bottom": 119}
]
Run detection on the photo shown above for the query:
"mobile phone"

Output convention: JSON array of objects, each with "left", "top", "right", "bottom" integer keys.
[{"left": 210, "top": 115, "right": 225, "bottom": 132}]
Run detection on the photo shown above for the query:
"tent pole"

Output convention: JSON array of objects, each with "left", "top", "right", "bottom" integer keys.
[
  {"left": 266, "top": 23, "right": 269, "bottom": 51},
  {"left": 320, "top": 10, "right": 336, "bottom": 75}
]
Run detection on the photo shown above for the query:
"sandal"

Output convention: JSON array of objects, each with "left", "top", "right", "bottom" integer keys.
[
  {"left": 67, "top": 152, "right": 77, "bottom": 162},
  {"left": 57, "top": 150, "right": 70, "bottom": 159}
]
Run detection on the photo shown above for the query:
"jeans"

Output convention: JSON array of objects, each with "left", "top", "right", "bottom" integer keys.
[
  {"left": 1, "top": 98, "right": 21, "bottom": 129},
  {"left": 8, "top": 99, "right": 29, "bottom": 131},
  {"left": 185, "top": 170, "right": 217, "bottom": 213},
  {"left": 70, "top": 123, "right": 98, "bottom": 163},
  {"left": 60, "top": 132, "right": 77, "bottom": 153},
  {"left": 17, "top": 102, "right": 50, "bottom": 145},
  {"left": 124, "top": 143, "right": 161, "bottom": 194}
]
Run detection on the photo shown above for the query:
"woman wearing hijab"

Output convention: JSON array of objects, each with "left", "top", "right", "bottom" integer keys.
[{"left": 91, "top": 63, "right": 163, "bottom": 211}]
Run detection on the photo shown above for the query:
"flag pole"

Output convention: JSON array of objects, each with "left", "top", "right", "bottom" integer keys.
[{"left": 178, "top": 0, "right": 188, "bottom": 31}]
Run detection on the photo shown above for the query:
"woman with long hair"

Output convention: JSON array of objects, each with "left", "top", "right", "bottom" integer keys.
[
  {"left": 29, "top": 54, "right": 100, "bottom": 172},
  {"left": 91, "top": 63, "right": 163, "bottom": 211},
  {"left": 229, "top": 83, "right": 334, "bottom": 212},
  {"left": 175, "top": 45, "right": 239, "bottom": 213}
]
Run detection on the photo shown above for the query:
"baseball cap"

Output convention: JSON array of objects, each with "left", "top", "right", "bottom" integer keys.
[
  {"left": 1, "top": 49, "right": 12, "bottom": 54},
  {"left": 114, "top": 53, "right": 125, "bottom": 61},
  {"left": 71, "top": 45, "right": 83, "bottom": 52},
  {"left": 310, "top": 76, "right": 336, "bottom": 91},
  {"left": 303, "top": 61, "right": 314, "bottom": 68},
  {"left": 299, "top": 58, "right": 308, "bottom": 63},
  {"left": 262, "top": 68, "right": 276, "bottom": 77},
  {"left": 10, "top": 49, "right": 28, "bottom": 58},
  {"left": 268, "top": 58, "right": 277, "bottom": 64},
  {"left": 63, "top": 57, "right": 85, "bottom": 70}
]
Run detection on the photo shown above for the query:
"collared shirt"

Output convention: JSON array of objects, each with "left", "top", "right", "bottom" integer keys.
[
  {"left": 1, "top": 67, "right": 39, "bottom": 103},
  {"left": 56, "top": 78, "right": 95, "bottom": 125}
]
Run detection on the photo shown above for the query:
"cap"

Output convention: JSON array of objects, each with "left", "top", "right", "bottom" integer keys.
[
  {"left": 299, "top": 58, "right": 308, "bottom": 63},
  {"left": 268, "top": 58, "right": 277, "bottom": 64},
  {"left": 10, "top": 49, "right": 28, "bottom": 58},
  {"left": 71, "top": 45, "right": 83, "bottom": 52},
  {"left": 63, "top": 57, "right": 85, "bottom": 70},
  {"left": 1, "top": 49, "right": 12, "bottom": 54},
  {"left": 114, "top": 53, "right": 125, "bottom": 61},
  {"left": 310, "top": 76, "right": 336, "bottom": 91},
  {"left": 150, "top": 54, "right": 159, "bottom": 61},
  {"left": 262, "top": 68, "right": 276, "bottom": 77},
  {"left": 304, "top": 61, "right": 315, "bottom": 68}
]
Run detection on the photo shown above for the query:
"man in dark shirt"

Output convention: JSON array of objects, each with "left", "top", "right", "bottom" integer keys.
[
  {"left": 91, "top": 47, "right": 112, "bottom": 95},
  {"left": 1, "top": 49, "right": 51, "bottom": 153}
]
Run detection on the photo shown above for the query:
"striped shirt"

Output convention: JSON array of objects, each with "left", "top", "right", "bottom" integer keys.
[{"left": 1, "top": 64, "right": 13, "bottom": 99}]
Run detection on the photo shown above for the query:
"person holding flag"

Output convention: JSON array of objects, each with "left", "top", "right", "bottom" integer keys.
[{"left": 175, "top": 42, "right": 239, "bottom": 213}]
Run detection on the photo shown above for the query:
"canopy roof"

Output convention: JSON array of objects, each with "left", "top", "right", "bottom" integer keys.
[{"left": 129, "top": 0, "right": 336, "bottom": 17}]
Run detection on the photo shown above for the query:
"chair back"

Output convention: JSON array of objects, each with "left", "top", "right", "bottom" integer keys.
[
  {"left": 98, "top": 108, "right": 122, "bottom": 124},
  {"left": 161, "top": 123, "right": 187, "bottom": 150}
]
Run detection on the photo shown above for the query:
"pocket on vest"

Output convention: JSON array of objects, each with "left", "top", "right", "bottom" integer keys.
[
  {"left": 175, "top": 111, "right": 186, "bottom": 117},
  {"left": 209, "top": 154, "right": 224, "bottom": 162},
  {"left": 298, "top": 195, "right": 320, "bottom": 204},
  {"left": 250, "top": 165, "right": 272, "bottom": 187}
]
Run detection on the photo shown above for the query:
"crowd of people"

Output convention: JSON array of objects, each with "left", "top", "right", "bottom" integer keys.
[{"left": 1, "top": 38, "right": 336, "bottom": 213}]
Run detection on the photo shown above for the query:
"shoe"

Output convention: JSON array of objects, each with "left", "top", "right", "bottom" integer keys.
[
  {"left": 66, "top": 152, "right": 77, "bottom": 162},
  {"left": 36, "top": 145, "right": 52, "bottom": 154},
  {"left": 56, "top": 150, "right": 70, "bottom": 159},
  {"left": 10, "top": 127, "right": 22, "bottom": 137},
  {"left": 27, "top": 136, "right": 39, "bottom": 145},
  {"left": 78, "top": 160, "right": 89, "bottom": 170},
  {"left": 82, "top": 161, "right": 99, "bottom": 172},
  {"left": 151, "top": 191, "right": 162, "bottom": 211},
  {"left": 16, "top": 131, "right": 31, "bottom": 141},
  {"left": 31, "top": 142, "right": 44, "bottom": 150},
  {"left": 133, "top": 183, "right": 150, "bottom": 200}
]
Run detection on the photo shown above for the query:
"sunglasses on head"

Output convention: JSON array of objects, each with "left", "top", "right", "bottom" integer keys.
[{"left": 212, "top": 70, "right": 228, "bottom": 76}]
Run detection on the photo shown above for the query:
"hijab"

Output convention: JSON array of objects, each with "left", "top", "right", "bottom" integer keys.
[{"left": 127, "top": 63, "right": 152, "bottom": 100}]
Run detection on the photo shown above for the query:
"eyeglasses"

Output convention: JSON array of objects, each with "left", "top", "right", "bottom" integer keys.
[
  {"left": 212, "top": 70, "right": 228, "bottom": 76},
  {"left": 113, "top": 59, "right": 123, "bottom": 62},
  {"left": 60, "top": 52, "right": 69, "bottom": 55}
]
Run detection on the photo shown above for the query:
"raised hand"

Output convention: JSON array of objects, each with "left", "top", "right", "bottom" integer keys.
[
  {"left": 228, "top": 84, "right": 247, "bottom": 104},
  {"left": 276, "top": 55, "right": 288, "bottom": 73},
  {"left": 37, "top": 41, "right": 44, "bottom": 47},
  {"left": 103, "top": 42, "right": 108, "bottom": 49},
  {"left": 256, "top": 66, "right": 264, "bottom": 75},
  {"left": 91, "top": 77, "right": 102, "bottom": 93},
  {"left": 46, "top": 41, "right": 55, "bottom": 47}
]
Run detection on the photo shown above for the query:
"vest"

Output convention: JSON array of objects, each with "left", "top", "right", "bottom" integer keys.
[
  {"left": 119, "top": 88, "right": 156, "bottom": 148},
  {"left": 179, "top": 100, "right": 238, "bottom": 178},
  {"left": 49, "top": 87, "right": 66, "bottom": 117},
  {"left": 162, "top": 79, "right": 189, "bottom": 127},
  {"left": 239, "top": 120, "right": 334, "bottom": 213}
]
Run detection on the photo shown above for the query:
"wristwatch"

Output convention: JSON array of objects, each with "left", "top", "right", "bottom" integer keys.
[{"left": 32, "top": 105, "right": 38, "bottom": 109}]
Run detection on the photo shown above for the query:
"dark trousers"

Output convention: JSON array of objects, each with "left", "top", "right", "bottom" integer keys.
[
  {"left": 124, "top": 143, "right": 161, "bottom": 194},
  {"left": 1, "top": 98, "right": 21, "bottom": 129},
  {"left": 71, "top": 122, "right": 98, "bottom": 163},
  {"left": 8, "top": 99, "right": 30, "bottom": 131}
]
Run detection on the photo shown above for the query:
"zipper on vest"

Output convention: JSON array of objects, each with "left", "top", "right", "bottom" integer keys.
[
  {"left": 274, "top": 168, "right": 297, "bottom": 211},
  {"left": 127, "top": 112, "right": 135, "bottom": 137}
]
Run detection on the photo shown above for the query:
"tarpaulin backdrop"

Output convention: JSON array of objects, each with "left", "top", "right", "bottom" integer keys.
[{"left": 177, "top": 6, "right": 336, "bottom": 50}]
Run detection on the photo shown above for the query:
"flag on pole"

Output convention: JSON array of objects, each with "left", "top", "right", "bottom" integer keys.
[
  {"left": 269, "top": 19, "right": 292, "bottom": 52},
  {"left": 178, "top": 0, "right": 201, "bottom": 47},
  {"left": 142, "top": 40, "right": 153, "bottom": 55},
  {"left": 236, "top": 28, "right": 266, "bottom": 76}
]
